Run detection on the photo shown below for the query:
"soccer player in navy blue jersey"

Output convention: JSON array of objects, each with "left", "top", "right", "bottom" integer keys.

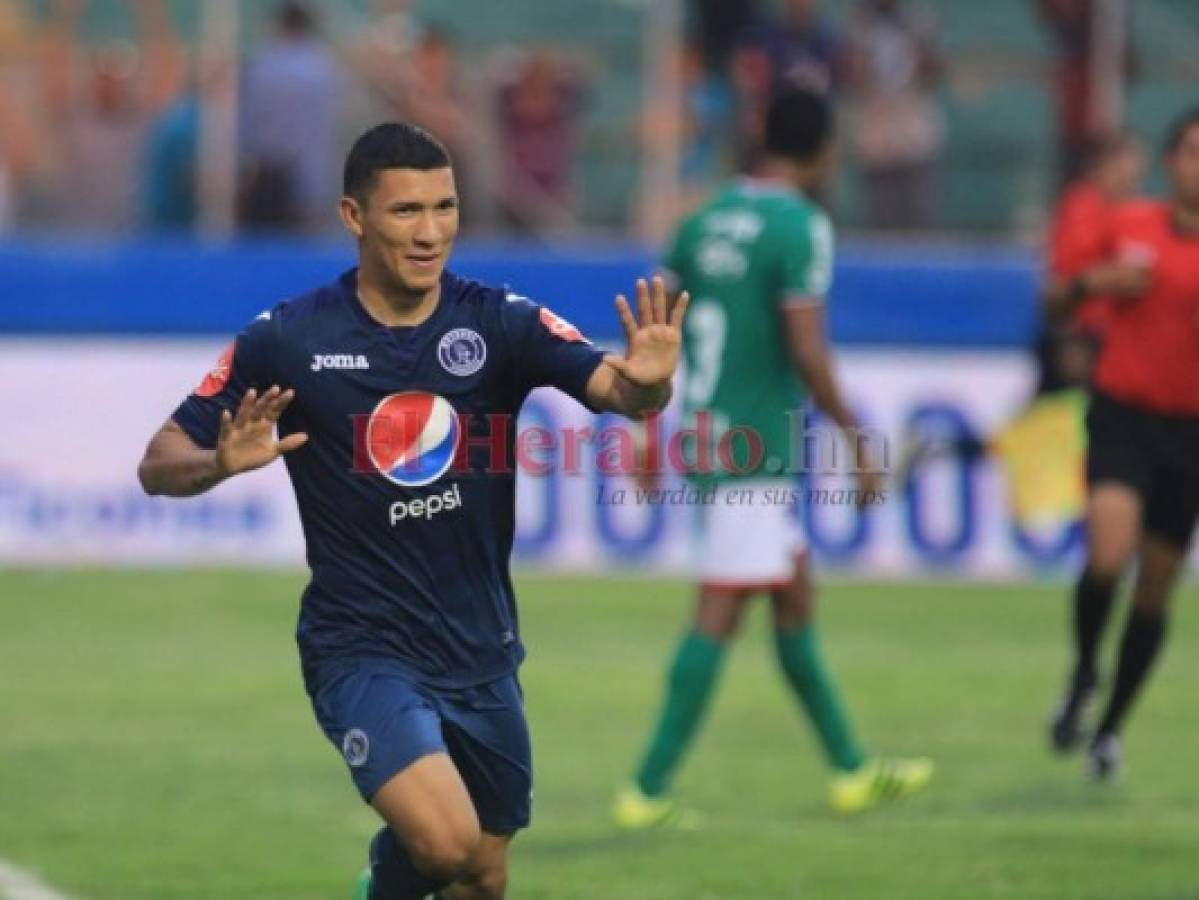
[{"left": 138, "top": 122, "right": 689, "bottom": 900}]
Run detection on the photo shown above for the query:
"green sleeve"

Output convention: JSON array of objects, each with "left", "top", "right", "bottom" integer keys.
[
  {"left": 660, "top": 221, "right": 688, "bottom": 283},
  {"left": 778, "top": 208, "right": 834, "bottom": 302}
]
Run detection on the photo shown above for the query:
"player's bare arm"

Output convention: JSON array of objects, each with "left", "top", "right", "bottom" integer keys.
[
  {"left": 585, "top": 275, "right": 690, "bottom": 420},
  {"left": 1050, "top": 261, "right": 1151, "bottom": 317},
  {"left": 783, "top": 302, "right": 882, "bottom": 499},
  {"left": 138, "top": 386, "right": 308, "bottom": 497}
]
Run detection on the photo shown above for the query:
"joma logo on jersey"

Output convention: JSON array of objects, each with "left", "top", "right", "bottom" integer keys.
[{"left": 312, "top": 353, "right": 370, "bottom": 372}]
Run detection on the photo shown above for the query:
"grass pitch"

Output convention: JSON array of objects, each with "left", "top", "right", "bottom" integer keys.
[{"left": 1, "top": 570, "right": 1196, "bottom": 899}]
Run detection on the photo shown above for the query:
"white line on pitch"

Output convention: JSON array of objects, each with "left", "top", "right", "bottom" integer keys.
[{"left": 0, "top": 861, "right": 78, "bottom": 900}]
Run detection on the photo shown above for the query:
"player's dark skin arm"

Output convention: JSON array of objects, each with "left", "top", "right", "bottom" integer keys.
[
  {"left": 783, "top": 302, "right": 856, "bottom": 432},
  {"left": 138, "top": 386, "right": 308, "bottom": 497},
  {"left": 585, "top": 276, "right": 689, "bottom": 420},
  {"left": 1046, "top": 261, "right": 1151, "bottom": 319},
  {"left": 138, "top": 419, "right": 231, "bottom": 497},
  {"left": 783, "top": 302, "right": 883, "bottom": 499}
]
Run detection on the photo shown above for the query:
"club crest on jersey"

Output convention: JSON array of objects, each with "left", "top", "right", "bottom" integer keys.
[
  {"left": 539, "top": 307, "right": 588, "bottom": 343},
  {"left": 312, "top": 353, "right": 370, "bottom": 372},
  {"left": 437, "top": 328, "right": 487, "bottom": 376},
  {"left": 343, "top": 728, "right": 369, "bottom": 767},
  {"left": 366, "top": 391, "right": 461, "bottom": 487}
]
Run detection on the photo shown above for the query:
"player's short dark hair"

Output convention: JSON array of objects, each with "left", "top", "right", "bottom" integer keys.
[
  {"left": 1163, "top": 106, "right": 1199, "bottom": 156},
  {"left": 342, "top": 123, "right": 452, "bottom": 203},
  {"left": 763, "top": 86, "right": 833, "bottom": 163},
  {"left": 277, "top": 1, "right": 314, "bottom": 35}
]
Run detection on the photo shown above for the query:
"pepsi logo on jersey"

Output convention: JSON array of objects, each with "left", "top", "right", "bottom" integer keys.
[
  {"left": 389, "top": 484, "right": 463, "bottom": 524},
  {"left": 365, "top": 391, "right": 461, "bottom": 489}
]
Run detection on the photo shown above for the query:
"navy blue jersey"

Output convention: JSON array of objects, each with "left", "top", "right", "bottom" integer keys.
[{"left": 173, "top": 269, "right": 605, "bottom": 687}]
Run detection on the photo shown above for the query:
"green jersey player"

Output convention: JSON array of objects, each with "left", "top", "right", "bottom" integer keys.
[{"left": 615, "top": 87, "right": 933, "bottom": 824}]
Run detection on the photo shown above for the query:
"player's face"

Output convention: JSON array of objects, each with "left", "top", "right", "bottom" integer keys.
[
  {"left": 1167, "top": 123, "right": 1199, "bottom": 210},
  {"left": 1100, "top": 143, "right": 1144, "bottom": 201},
  {"left": 343, "top": 167, "right": 460, "bottom": 296}
]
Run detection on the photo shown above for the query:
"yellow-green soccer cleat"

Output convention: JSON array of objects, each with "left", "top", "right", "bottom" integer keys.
[
  {"left": 829, "top": 757, "right": 934, "bottom": 815},
  {"left": 352, "top": 867, "right": 371, "bottom": 900},
  {"left": 613, "top": 784, "right": 695, "bottom": 830}
]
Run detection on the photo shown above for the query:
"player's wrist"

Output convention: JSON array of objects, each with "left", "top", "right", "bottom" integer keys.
[
  {"left": 828, "top": 407, "right": 858, "bottom": 438},
  {"left": 637, "top": 380, "right": 672, "bottom": 414},
  {"left": 211, "top": 447, "right": 237, "bottom": 482},
  {"left": 1068, "top": 272, "right": 1093, "bottom": 304}
]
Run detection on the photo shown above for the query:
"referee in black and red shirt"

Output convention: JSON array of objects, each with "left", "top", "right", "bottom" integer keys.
[{"left": 1049, "top": 106, "right": 1199, "bottom": 779}]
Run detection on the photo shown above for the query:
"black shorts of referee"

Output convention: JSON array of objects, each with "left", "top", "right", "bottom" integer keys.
[{"left": 1086, "top": 389, "right": 1199, "bottom": 550}]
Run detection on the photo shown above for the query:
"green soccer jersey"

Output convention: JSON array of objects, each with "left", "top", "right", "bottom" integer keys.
[{"left": 664, "top": 178, "right": 834, "bottom": 485}]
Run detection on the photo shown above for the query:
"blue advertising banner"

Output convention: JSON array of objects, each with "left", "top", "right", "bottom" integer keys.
[{"left": 0, "top": 240, "right": 1039, "bottom": 347}]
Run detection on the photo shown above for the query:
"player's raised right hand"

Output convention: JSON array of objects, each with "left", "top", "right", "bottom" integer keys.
[{"left": 215, "top": 386, "right": 308, "bottom": 478}]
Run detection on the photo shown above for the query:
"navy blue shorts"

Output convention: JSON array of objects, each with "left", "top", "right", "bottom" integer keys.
[{"left": 306, "top": 657, "right": 532, "bottom": 834}]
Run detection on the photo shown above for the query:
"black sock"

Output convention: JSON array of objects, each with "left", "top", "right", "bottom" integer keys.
[
  {"left": 1073, "top": 570, "right": 1118, "bottom": 686},
  {"left": 1096, "top": 610, "right": 1167, "bottom": 737},
  {"left": 369, "top": 826, "right": 449, "bottom": 900}
]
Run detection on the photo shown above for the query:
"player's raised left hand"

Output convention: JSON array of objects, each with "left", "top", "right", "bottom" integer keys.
[{"left": 607, "top": 276, "right": 690, "bottom": 387}]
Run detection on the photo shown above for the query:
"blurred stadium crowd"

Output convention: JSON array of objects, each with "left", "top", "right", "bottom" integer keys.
[{"left": 0, "top": 0, "right": 1194, "bottom": 239}]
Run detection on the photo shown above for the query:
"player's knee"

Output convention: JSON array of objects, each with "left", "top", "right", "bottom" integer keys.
[
  {"left": 695, "top": 619, "right": 739, "bottom": 641},
  {"left": 408, "top": 826, "right": 481, "bottom": 884},
  {"left": 1083, "top": 555, "right": 1126, "bottom": 585},
  {"left": 771, "top": 586, "right": 814, "bottom": 630},
  {"left": 1131, "top": 571, "right": 1174, "bottom": 615},
  {"left": 694, "top": 592, "right": 747, "bottom": 638},
  {"left": 1131, "top": 594, "right": 1168, "bottom": 617},
  {"left": 1085, "top": 520, "right": 1139, "bottom": 577}
]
